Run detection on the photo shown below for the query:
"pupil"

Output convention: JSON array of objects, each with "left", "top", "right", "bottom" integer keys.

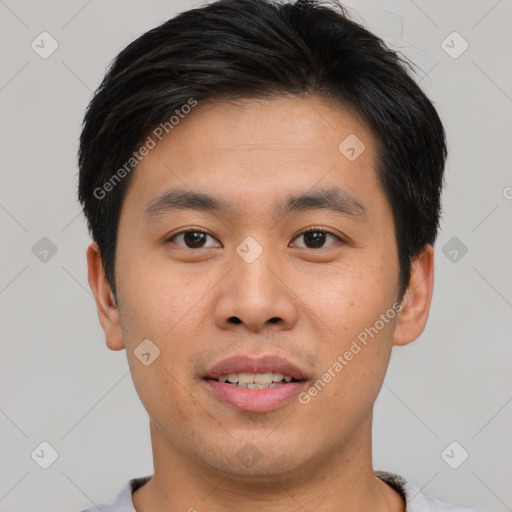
[
  {"left": 305, "top": 231, "right": 325, "bottom": 248},
  {"left": 185, "top": 232, "right": 206, "bottom": 248}
]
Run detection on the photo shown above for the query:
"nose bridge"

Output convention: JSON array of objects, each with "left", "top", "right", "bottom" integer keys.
[
  {"left": 213, "top": 233, "right": 298, "bottom": 332},
  {"left": 233, "top": 235, "right": 281, "bottom": 308}
]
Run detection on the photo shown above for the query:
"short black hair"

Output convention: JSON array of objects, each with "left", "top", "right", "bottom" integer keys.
[{"left": 78, "top": 0, "right": 447, "bottom": 303}]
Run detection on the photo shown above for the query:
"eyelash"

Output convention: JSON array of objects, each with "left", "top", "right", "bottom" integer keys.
[{"left": 165, "top": 226, "right": 344, "bottom": 249}]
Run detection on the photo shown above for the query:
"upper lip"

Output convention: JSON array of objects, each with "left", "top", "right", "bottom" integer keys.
[{"left": 204, "top": 355, "right": 309, "bottom": 381}]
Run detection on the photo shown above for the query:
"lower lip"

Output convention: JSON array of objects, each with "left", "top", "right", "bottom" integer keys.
[{"left": 204, "top": 379, "right": 307, "bottom": 412}]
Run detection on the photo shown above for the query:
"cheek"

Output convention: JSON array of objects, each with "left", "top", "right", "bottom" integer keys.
[
  {"left": 300, "top": 303, "right": 397, "bottom": 430},
  {"left": 294, "top": 251, "right": 399, "bottom": 408},
  {"left": 128, "top": 355, "right": 199, "bottom": 442},
  {"left": 116, "top": 256, "right": 204, "bottom": 417},
  {"left": 116, "top": 249, "right": 215, "bottom": 391},
  {"left": 116, "top": 246, "right": 206, "bottom": 339},
  {"left": 297, "top": 254, "right": 397, "bottom": 337}
]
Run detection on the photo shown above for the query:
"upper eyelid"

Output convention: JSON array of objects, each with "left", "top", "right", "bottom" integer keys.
[{"left": 167, "top": 229, "right": 218, "bottom": 243}]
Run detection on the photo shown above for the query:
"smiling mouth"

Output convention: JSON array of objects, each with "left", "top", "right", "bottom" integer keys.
[
  {"left": 212, "top": 372, "right": 301, "bottom": 389},
  {"left": 204, "top": 374, "right": 307, "bottom": 412}
]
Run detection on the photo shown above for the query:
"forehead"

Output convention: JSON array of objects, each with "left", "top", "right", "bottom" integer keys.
[{"left": 121, "top": 94, "right": 383, "bottom": 220}]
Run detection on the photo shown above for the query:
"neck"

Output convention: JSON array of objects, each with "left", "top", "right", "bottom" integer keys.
[{"left": 132, "top": 417, "right": 404, "bottom": 512}]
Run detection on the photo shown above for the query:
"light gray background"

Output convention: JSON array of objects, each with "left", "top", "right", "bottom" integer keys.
[{"left": 1, "top": 0, "right": 511, "bottom": 511}]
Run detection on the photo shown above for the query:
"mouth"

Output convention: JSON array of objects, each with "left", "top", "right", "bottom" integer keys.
[
  {"left": 202, "top": 355, "right": 309, "bottom": 412},
  {"left": 214, "top": 372, "right": 298, "bottom": 389}
]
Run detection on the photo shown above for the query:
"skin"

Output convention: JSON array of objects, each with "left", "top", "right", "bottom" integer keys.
[{"left": 87, "top": 94, "right": 434, "bottom": 512}]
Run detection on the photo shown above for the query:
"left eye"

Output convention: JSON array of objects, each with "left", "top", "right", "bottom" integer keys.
[{"left": 291, "top": 229, "right": 341, "bottom": 249}]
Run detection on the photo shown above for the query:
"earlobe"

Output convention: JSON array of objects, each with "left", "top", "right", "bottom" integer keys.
[
  {"left": 393, "top": 244, "right": 435, "bottom": 347},
  {"left": 86, "top": 242, "right": 125, "bottom": 351}
]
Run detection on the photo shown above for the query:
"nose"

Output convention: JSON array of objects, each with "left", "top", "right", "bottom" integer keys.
[{"left": 213, "top": 242, "right": 298, "bottom": 333}]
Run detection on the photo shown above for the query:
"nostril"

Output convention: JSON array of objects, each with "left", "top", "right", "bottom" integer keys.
[{"left": 229, "top": 317, "right": 242, "bottom": 324}]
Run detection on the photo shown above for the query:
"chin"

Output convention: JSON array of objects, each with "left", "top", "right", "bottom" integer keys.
[{"left": 194, "top": 438, "right": 311, "bottom": 481}]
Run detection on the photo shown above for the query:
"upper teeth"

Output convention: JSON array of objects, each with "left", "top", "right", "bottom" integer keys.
[{"left": 218, "top": 372, "right": 293, "bottom": 384}]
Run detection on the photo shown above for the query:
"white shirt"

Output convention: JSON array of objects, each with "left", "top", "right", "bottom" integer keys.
[{"left": 79, "top": 471, "right": 483, "bottom": 511}]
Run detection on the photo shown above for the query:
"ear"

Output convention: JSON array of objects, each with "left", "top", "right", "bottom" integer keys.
[
  {"left": 393, "top": 244, "right": 435, "bottom": 347},
  {"left": 86, "top": 242, "right": 125, "bottom": 351}
]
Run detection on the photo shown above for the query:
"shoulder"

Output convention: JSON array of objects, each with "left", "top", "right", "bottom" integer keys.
[
  {"left": 375, "top": 470, "right": 484, "bottom": 512},
  {"left": 78, "top": 475, "right": 152, "bottom": 512}
]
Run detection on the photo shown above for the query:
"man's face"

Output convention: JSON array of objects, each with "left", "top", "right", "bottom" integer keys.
[{"left": 111, "top": 95, "right": 402, "bottom": 476}]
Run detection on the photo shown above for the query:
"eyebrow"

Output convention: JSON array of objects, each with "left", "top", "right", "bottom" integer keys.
[{"left": 143, "top": 186, "right": 368, "bottom": 222}]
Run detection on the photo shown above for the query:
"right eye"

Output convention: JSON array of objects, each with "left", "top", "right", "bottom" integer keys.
[{"left": 165, "top": 229, "right": 222, "bottom": 249}]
